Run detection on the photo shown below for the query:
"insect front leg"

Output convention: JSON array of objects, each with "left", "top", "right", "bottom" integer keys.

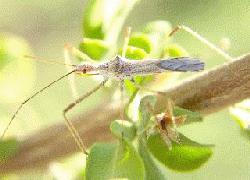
[
  {"left": 121, "top": 26, "right": 131, "bottom": 57},
  {"left": 120, "top": 79, "right": 125, "bottom": 120},
  {"left": 63, "top": 43, "right": 98, "bottom": 100},
  {"left": 119, "top": 27, "right": 131, "bottom": 119},
  {"left": 169, "top": 25, "right": 233, "bottom": 61},
  {"left": 63, "top": 79, "right": 108, "bottom": 155},
  {"left": 64, "top": 44, "right": 79, "bottom": 99}
]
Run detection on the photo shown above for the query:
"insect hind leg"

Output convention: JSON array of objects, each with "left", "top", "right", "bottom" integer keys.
[{"left": 169, "top": 25, "right": 233, "bottom": 61}]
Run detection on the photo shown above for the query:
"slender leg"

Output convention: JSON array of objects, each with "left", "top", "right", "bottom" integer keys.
[
  {"left": 169, "top": 25, "right": 233, "bottom": 61},
  {"left": 120, "top": 80, "right": 125, "bottom": 120},
  {"left": 64, "top": 43, "right": 99, "bottom": 99},
  {"left": 63, "top": 79, "right": 108, "bottom": 155},
  {"left": 64, "top": 44, "right": 78, "bottom": 99}
]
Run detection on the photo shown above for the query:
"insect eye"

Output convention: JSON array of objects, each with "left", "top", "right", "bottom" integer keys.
[{"left": 82, "top": 68, "right": 87, "bottom": 73}]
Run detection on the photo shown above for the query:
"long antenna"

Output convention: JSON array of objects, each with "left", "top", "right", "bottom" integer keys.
[
  {"left": 169, "top": 25, "right": 233, "bottom": 61},
  {"left": 24, "top": 55, "right": 76, "bottom": 67},
  {"left": 1, "top": 70, "right": 76, "bottom": 140}
]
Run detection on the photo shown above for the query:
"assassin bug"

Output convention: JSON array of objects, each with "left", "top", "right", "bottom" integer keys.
[{"left": 1, "top": 25, "right": 231, "bottom": 155}]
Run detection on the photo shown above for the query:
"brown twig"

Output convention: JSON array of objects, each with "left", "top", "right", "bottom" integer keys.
[{"left": 0, "top": 54, "right": 250, "bottom": 173}]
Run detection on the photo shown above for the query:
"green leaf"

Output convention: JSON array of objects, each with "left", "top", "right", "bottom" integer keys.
[
  {"left": 230, "top": 100, "right": 250, "bottom": 141},
  {"left": 240, "top": 128, "right": 250, "bottom": 142},
  {"left": 124, "top": 77, "right": 153, "bottom": 120},
  {"left": 79, "top": 38, "right": 110, "bottom": 60},
  {"left": 0, "top": 34, "right": 31, "bottom": 70},
  {"left": 83, "top": 0, "right": 114, "bottom": 39},
  {"left": 83, "top": 0, "right": 140, "bottom": 43},
  {"left": 0, "top": 34, "right": 35, "bottom": 103},
  {"left": 0, "top": 40, "right": 9, "bottom": 70},
  {"left": 0, "top": 138, "right": 19, "bottom": 163},
  {"left": 147, "top": 133, "right": 213, "bottom": 172},
  {"left": 120, "top": 45, "right": 147, "bottom": 60},
  {"left": 110, "top": 120, "right": 136, "bottom": 141},
  {"left": 129, "top": 33, "right": 152, "bottom": 53},
  {"left": 138, "top": 95, "right": 157, "bottom": 132},
  {"left": 124, "top": 79, "right": 138, "bottom": 97},
  {"left": 138, "top": 140, "right": 168, "bottom": 180},
  {"left": 163, "top": 44, "right": 189, "bottom": 57},
  {"left": 230, "top": 100, "right": 250, "bottom": 129},
  {"left": 86, "top": 142, "right": 145, "bottom": 180},
  {"left": 173, "top": 106, "right": 203, "bottom": 124},
  {"left": 124, "top": 75, "right": 152, "bottom": 98}
]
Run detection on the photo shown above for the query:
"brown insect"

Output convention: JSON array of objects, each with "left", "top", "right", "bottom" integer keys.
[{"left": 155, "top": 100, "right": 186, "bottom": 149}]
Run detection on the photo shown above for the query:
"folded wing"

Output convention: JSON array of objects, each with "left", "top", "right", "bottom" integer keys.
[{"left": 157, "top": 57, "right": 204, "bottom": 72}]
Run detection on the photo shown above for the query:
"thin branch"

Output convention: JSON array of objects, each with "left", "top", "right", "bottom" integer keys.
[{"left": 1, "top": 54, "right": 250, "bottom": 173}]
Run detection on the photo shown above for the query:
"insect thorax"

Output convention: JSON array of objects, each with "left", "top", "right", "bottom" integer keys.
[{"left": 98, "top": 56, "right": 133, "bottom": 80}]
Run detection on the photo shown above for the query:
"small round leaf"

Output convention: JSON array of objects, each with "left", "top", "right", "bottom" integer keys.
[
  {"left": 110, "top": 120, "right": 136, "bottom": 141},
  {"left": 147, "top": 133, "right": 213, "bottom": 171},
  {"left": 86, "top": 142, "right": 145, "bottom": 180},
  {"left": 119, "top": 46, "right": 147, "bottom": 60},
  {"left": 163, "top": 44, "right": 189, "bottom": 57},
  {"left": 129, "top": 33, "right": 152, "bottom": 53},
  {"left": 79, "top": 38, "right": 110, "bottom": 60},
  {"left": 173, "top": 106, "right": 203, "bottom": 124}
]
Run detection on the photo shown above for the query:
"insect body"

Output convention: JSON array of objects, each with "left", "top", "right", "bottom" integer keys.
[
  {"left": 77, "top": 55, "right": 204, "bottom": 80},
  {"left": 1, "top": 54, "right": 204, "bottom": 155}
]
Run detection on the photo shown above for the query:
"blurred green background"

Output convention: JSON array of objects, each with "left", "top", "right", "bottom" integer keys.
[{"left": 0, "top": 0, "right": 250, "bottom": 179}]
